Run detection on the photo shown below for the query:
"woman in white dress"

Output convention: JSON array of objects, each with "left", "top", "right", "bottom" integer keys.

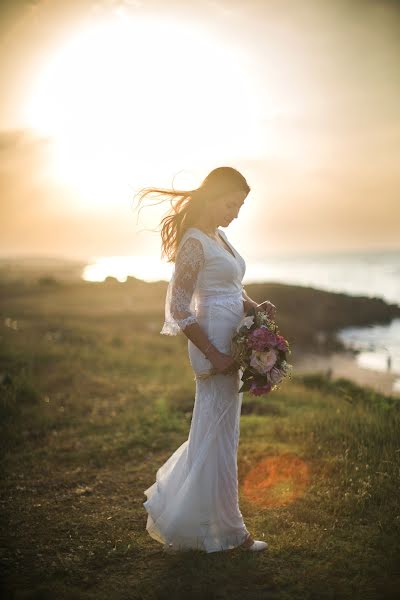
[{"left": 137, "top": 167, "right": 276, "bottom": 553}]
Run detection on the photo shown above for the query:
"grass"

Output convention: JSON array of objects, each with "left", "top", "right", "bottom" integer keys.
[{"left": 0, "top": 278, "right": 399, "bottom": 600}]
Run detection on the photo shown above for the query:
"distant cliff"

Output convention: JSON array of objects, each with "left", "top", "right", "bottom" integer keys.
[{"left": 241, "top": 281, "right": 400, "bottom": 357}]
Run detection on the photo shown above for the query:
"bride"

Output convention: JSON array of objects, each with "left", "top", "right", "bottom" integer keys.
[{"left": 136, "top": 166, "right": 276, "bottom": 553}]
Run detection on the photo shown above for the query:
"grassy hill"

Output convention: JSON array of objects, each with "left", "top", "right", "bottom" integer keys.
[{"left": 0, "top": 276, "right": 399, "bottom": 599}]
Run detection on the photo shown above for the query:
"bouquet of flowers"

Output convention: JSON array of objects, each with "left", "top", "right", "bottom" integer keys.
[
  {"left": 197, "top": 305, "right": 292, "bottom": 396},
  {"left": 231, "top": 306, "right": 292, "bottom": 395}
]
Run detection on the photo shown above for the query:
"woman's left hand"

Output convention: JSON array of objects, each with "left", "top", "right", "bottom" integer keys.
[{"left": 255, "top": 300, "right": 277, "bottom": 320}]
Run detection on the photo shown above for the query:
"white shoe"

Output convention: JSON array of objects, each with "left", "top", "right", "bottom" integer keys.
[{"left": 241, "top": 540, "right": 268, "bottom": 552}]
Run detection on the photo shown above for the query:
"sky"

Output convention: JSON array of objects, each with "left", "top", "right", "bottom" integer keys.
[{"left": 0, "top": 0, "right": 399, "bottom": 263}]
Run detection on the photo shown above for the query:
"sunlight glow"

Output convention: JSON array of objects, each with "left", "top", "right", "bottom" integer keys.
[
  {"left": 24, "top": 14, "right": 264, "bottom": 211},
  {"left": 82, "top": 255, "right": 173, "bottom": 283}
]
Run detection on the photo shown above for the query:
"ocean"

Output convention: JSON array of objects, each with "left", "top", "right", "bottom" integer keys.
[
  {"left": 244, "top": 248, "right": 400, "bottom": 307},
  {"left": 82, "top": 248, "right": 400, "bottom": 389}
]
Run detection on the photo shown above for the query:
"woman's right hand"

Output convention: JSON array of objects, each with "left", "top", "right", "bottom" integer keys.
[{"left": 208, "top": 348, "right": 239, "bottom": 375}]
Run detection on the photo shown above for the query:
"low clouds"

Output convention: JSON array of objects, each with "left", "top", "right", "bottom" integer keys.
[
  {"left": 0, "top": 128, "right": 156, "bottom": 259},
  {"left": 1, "top": 123, "right": 399, "bottom": 259},
  {"left": 0, "top": 129, "right": 54, "bottom": 222},
  {"left": 0, "top": 129, "right": 69, "bottom": 255},
  {"left": 0, "top": 130, "right": 109, "bottom": 258}
]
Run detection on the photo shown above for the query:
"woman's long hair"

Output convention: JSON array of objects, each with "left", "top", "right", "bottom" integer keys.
[{"left": 133, "top": 166, "right": 250, "bottom": 262}]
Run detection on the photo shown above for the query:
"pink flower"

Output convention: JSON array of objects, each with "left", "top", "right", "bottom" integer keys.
[
  {"left": 250, "top": 381, "right": 272, "bottom": 396},
  {"left": 268, "top": 366, "right": 283, "bottom": 385},
  {"left": 275, "top": 334, "right": 289, "bottom": 352},
  {"left": 247, "top": 327, "right": 278, "bottom": 351},
  {"left": 249, "top": 349, "right": 278, "bottom": 374}
]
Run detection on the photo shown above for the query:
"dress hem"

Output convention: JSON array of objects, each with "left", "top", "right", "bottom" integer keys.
[{"left": 143, "top": 502, "right": 250, "bottom": 554}]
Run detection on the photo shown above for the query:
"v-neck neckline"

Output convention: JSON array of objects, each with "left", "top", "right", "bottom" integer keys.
[
  {"left": 215, "top": 230, "right": 236, "bottom": 259},
  {"left": 192, "top": 227, "right": 236, "bottom": 259}
]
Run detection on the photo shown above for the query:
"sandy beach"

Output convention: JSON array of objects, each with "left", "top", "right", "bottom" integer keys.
[{"left": 294, "top": 349, "right": 400, "bottom": 398}]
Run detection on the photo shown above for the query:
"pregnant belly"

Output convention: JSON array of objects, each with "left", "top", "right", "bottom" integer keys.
[{"left": 188, "top": 297, "right": 244, "bottom": 375}]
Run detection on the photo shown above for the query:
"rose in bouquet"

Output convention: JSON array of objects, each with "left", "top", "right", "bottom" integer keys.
[
  {"left": 231, "top": 306, "right": 292, "bottom": 395},
  {"left": 197, "top": 304, "right": 292, "bottom": 396}
]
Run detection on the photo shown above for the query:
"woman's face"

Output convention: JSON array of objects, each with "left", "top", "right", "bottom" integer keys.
[{"left": 214, "top": 190, "right": 248, "bottom": 228}]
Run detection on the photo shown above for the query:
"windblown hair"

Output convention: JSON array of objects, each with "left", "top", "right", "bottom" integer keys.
[{"left": 133, "top": 167, "right": 250, "bottom": 262}]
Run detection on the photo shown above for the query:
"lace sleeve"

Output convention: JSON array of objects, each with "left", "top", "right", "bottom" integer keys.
[{"left": 160, "top": 237, "right": 205, "bottom": 335}]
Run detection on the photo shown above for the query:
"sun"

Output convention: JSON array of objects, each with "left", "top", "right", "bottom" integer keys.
[{"left": 23, "top": 14, "right": 263, "bottom": 211}]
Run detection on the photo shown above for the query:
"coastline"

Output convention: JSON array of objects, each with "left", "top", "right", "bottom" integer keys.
[
  {"left": 242, "top": 280, "right": 400, "bottom": 397},
  {"left": 1, "top": 258, "right": 399, "bottom": 399},
  {"left": 293, "top": 349, "right": 400, "bottom": 398}
]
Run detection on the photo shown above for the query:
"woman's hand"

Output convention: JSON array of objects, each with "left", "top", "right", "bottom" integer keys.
[
  {"left": 255, "top": 300, "right": 277, "bottom": 320},
  {"left": 207, "top": 348, "right": 240, "bottom": 375},
  {"left": 243, "top": 297, "right": 277, "bottom": 320}
]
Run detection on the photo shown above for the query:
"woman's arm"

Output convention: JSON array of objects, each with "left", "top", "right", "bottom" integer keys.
[
  {"left": 168, "top": 237, "right": 238, "bottom": 374},
  {"left": 242, "top": 286, "right": 277, "bottom": 318},
  {"left": 242, "top": 287, "right": 258, "bottom": 312}
]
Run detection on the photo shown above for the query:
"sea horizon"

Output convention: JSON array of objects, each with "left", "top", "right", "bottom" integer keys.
[{"left": 1, "top": 247, "right": 399, "bottom": 307}]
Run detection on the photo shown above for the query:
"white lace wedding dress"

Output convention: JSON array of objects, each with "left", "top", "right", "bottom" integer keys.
[{"left": 143, "top": 226, "right": 251, "bottom": 553}]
